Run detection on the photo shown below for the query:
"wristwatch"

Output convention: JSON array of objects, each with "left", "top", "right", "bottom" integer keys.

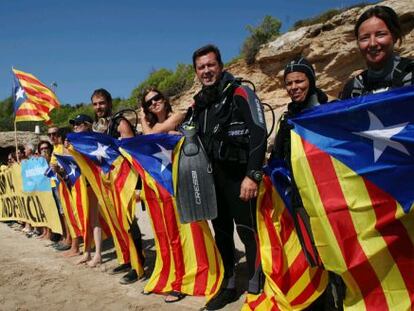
[{"left": 247, "top": 170, "right": 263, "bottom": 183}]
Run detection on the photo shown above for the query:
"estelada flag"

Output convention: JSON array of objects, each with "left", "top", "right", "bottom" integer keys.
[
  {"left": 55, "top": 154, "right": 86, "bottom": 238},
  {"left": 242, "top": 161, "right": 328, "bottom": 311},
  {"left": 67, "top": 132, "right": 144, "bottom": 277},
  {"left": 118, "top": 134, "right": 223, "bottom": 298},
  {"left": 56, "top": 174, "right": 83, "bottom": 239},
  {"left": 12, "top": 68, "right": 60, "bottom": 124},
  {"left": 289, "top": 86, "right": 414, "bottom": 310},
  {"left": 55, "top": 154, "right": 110, "bottom": 251}
]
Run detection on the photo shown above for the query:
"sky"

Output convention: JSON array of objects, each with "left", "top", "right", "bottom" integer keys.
[{"left": 0, "top": 0, "right": 377, "bottom": 105}]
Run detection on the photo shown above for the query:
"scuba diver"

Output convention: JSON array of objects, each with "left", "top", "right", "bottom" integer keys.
[
  {"left": 185, "top": 44, "right": 267, "bottom": 310},
  {"left": 270, "top": 57, "right": 347, "bottom": 310},
  {"left": 340, "top": 5, "right": 413, "bottom": 99}
]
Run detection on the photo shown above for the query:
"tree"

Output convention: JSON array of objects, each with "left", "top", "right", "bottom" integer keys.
[
  {"left": 242, "top": 15, "right": 282, "bottom": 65},
  {"left": 130, "top": 64, "right": 194, "bottom": 107},
  {"left": 0, "top": 97, "right": 14, "bottom": 131}
]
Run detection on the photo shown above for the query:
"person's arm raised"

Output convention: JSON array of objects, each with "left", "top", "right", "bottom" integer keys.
[{"left": 143, "top": 112, "right": 185, "bottom": 134}]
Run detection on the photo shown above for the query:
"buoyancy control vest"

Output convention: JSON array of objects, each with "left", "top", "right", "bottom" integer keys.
[
  {"left": 191, "top": 72, "right": 266, "bottom": 164},
  {"left": 92, "top": 109, "right": 138, "bottom": 138},
  {"left": 340, "top": 56, "right": 414, "bottom": 99}
]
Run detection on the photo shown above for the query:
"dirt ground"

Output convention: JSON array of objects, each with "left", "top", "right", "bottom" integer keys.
[{"left": 0, "top": 210, "right": 247, "bottom": 311}]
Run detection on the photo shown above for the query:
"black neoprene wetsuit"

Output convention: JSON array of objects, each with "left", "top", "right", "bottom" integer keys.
[
  {"left": 340, "top": 54, "right": 414, "bottom": 99},
  {"left": 190, "top": 72, "right": 267, "bottom": 293}
]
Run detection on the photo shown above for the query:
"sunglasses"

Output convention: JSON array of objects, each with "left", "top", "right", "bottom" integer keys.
[
  {"left": 144, "top": 93, "right": 163, "bottom": 107},
  {"left": 73, "top": 121, "right": 85, "bottom": 126},
  {"left": 47, "top": 132, "right": 58, "bottom": 137}
]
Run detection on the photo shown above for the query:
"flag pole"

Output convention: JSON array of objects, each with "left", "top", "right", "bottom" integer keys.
[
  {"left": 14, "top": 121, "right": 20, "bottom": 163},
  {"left": 11, "top": 67, "right": 20, "bottom": 163}
]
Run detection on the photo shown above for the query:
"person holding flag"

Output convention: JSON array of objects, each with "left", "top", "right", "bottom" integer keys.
[
  {"left": 139, "top": 87, "right": 184, "bottom": 135},
  {"left": 65, "top": 114, "right": 104, "bottom": 267},
  {"left": 88, "top": 88, "right": 144, "bottom": 284},
  {"left": 340, "top": 5, "right": 413, "bottom": 99},
  {"left": 138, "top": 88, "right": 198, "bottom": 303},
  {"left": 261, "top": 57, "right": 334, "bottom": 310},
  {"left": 187, "top": 44, "right": 267, "bottom": 310}
]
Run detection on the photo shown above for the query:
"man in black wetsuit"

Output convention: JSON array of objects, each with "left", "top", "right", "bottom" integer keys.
[{"left": 188, "top": 45, "right": 267, "bottom": 310}]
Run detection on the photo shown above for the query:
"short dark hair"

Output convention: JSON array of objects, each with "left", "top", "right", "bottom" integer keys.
[
  {"left": 192, "top": 44, "right": 223, "bottom": 69},
  {"left": 91, "top": 88, "right": 113, "bottom": 105},
  {"left": 355, "top": 5, "right": 403, "bottom": 44}
]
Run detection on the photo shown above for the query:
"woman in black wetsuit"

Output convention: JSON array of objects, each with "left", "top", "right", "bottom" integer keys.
[
  {"left": 270, "top": 57, "right": 346, "bottom": 311},
  {"left": 340, "top": 5, "right": 413, "bottom": 99},
  {"left": 271, "top": 56, "right": 327, "bottom": 162}
]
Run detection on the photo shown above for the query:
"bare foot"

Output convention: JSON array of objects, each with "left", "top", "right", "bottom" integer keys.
[
  {"left": 62, "top": 249, "right": 81, "bottom": 258},
  {"left": 87, "top": 255, "right": 102, "bottom": 268},
  {"left": 75, "top": 254, "right": 91, "bottom": 265}
]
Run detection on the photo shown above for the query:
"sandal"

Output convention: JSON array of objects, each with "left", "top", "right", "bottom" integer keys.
[{"left": 164, "top": 291, "right": 186, "bottom": 303}]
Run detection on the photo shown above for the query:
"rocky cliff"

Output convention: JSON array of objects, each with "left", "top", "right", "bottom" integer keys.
[
  {"left": 171, "top": 0, "right": 414, "bottom": 142},
  {"left": 0, "top": 132, "right": 47, "bottom": 149},
  {"left": 1, "top": 1, "right": 412, "bottom": 152}
]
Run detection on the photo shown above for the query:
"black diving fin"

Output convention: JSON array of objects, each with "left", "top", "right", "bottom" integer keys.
[{"left": 176, "top": 124, "right": 217, "bottom": 224}]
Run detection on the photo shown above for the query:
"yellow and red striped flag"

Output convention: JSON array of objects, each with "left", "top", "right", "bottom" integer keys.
[
  {"left": 242, "top": 173, "right": 328, "bottom": 311},
  {"left": 56, "top": 174, "right": 83, "bottom": 239},
  {"left": 289, "top": 87, "right": 414, "bottom": 310},
  {"left": 67, "top": 132, "right": 144, "bottom": 277},
  {"left": 12, "top": 68, "right": 60, "bottom": 124},
  {"left": 118, "top": 134, "right": 223, "bottom": 298},
  {"left": 55, "top": 154, "right": 111, "bottom": 251}
]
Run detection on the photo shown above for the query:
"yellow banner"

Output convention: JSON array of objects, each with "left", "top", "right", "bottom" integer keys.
[{"left": 0, "top": 163, "right": 62, "bottom": 234}]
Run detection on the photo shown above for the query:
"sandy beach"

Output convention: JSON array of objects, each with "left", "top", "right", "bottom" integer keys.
[{"left": 0, "top": 210, "right": 246, "bottom": 311}]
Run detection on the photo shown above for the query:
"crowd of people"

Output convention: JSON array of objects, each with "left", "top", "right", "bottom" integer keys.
[{"left": 2, "top": 5, "right": 413, "bottom": 310}]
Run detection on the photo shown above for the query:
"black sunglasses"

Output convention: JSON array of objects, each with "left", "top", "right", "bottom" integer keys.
[
  {"left": 73, "top": 121, "right": 84, "bottom": 126},
  {"left": 144, "top": 93, "right": 163, "bottom": 107},
  {"left": 47, "top": 132, "right": 58, "bottom": 137}
]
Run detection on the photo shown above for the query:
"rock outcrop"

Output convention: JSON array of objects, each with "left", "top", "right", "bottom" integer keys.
[
  {"left": 171, "top": 0, "right": 414, "bottom": 142},
  {"left": 1, "top": 1, "right": 412, "bottom": 153},
  {"left": 0, "top": 131, "right": 47, "bottom": 149}
]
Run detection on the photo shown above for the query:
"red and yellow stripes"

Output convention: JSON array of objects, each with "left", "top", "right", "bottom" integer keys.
[
  {"left": 244, "top": 175, "right": 327, "bottom": 311},
  {"left": 71, "top": 175, "right": 94, "bottom": 251},
  {"left": 69, "top": 148, "right": 144, "bottom": 277},
  {"left": 57, "top": 175, "right": 82, "bottom": 239},
  {"left": 13, "top": 68, "right": 60, "bottom": 124},
  {"left": 120, "top": 146, "right": 223, "bottom": 298},
  {"left": 291, "top": 131, "right": 414, "bottom": 311},
  {"left": 242, "top": 287, "right": 284, "bottom": 311}
]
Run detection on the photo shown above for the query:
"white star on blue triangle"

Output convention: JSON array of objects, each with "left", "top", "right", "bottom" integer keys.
[
  {"left": 153, "top": 144, "right": 172, "bottom": 172},
  {"left": 90, "top": 142, "right": 110, "bottom": 163},
  {"left": 354, "top": 111, "right": 409, "bottom": 162}
]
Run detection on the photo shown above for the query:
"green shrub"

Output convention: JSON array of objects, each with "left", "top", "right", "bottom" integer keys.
[
  {"left": 0, "top": 97, "right": 14, "bottom": 131},
  {"left": 130, "top": 64, "right": 194, "bottom": 106},
  {"left": 292, "top": 2, "right": 373, "bottom": 30},
  {"left": 241, "top": 15, "right": 282, "bottom": 65}
]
